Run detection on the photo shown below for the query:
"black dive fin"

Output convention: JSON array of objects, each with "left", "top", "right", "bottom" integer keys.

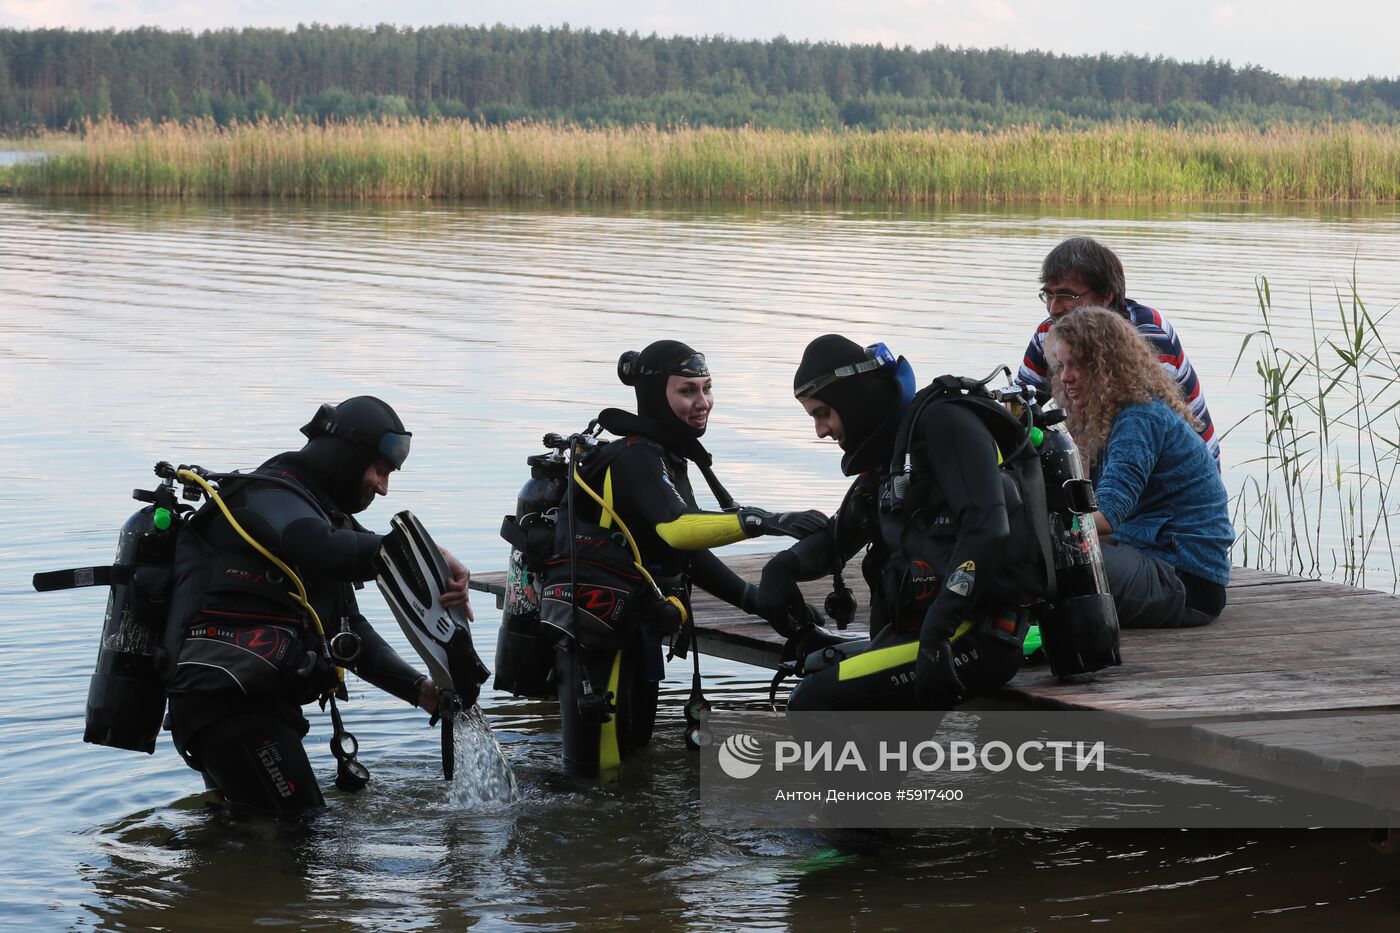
[{"left": 375, "top": 511, "right": 490, "bottom": 708}]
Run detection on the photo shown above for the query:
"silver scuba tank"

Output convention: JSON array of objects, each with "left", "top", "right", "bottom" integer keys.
[
  {"left": 494, "top": 451, "right": 567, "bottom": 698},
  {"left": 1037, "top": 422, "right": 1122, "bottom": 677}
]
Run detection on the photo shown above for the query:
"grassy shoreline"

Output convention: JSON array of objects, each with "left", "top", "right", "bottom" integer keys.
[{"left": 5, "top": 120, "right": 1400, "bottom": 202}]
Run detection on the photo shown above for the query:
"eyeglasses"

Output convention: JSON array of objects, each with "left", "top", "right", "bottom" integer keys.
[{"left": 1038, "top": 288, "right": 1088, "bottom": 305}]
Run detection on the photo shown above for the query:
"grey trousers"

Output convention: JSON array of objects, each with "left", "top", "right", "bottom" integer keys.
[{"left": 1100, "top": 540, "right": 1218, "bottom": 629}]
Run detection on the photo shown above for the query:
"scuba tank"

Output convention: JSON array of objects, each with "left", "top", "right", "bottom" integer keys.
[
  {"left": 86, "top": 502, "right": 177, "bottom": 752},
  {"left": 1034, "top": 416, "right": 1122, "bottom": 677},
  {"left": 32, "top": 467, "right": 189, "bottom": 753},
  {"left": 495, "top": 450, "right": 567, "bottom": 698}
]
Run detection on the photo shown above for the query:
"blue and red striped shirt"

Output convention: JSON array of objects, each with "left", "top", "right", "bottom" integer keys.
[{"left": 1017, "top": 299, "right": 1219, "bottom": 464}]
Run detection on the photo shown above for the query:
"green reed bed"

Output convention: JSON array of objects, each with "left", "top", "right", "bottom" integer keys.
[
  {"left": 7, "top": 120, "right": 1400, "bottom": 201},
  {"left": 1229, "top": 277, "right": 1400, "bottom": 589}
]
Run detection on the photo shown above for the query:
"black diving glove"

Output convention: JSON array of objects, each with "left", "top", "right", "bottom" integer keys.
[
  {"left": 756, "top": 552, "right": 807, "bottom": 636},
  {"left": 738, "top": 507, "right": 829, "bottom": 540},
  {"left": 914, "top": 636, "right": 967, "bottom": 711}
]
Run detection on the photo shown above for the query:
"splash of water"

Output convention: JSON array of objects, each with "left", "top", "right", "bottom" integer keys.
[{"left": 449, "top": 706, "right": 518, "bottom": 811}]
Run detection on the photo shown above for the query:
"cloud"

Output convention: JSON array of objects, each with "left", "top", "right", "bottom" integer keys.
[{"left": 1, "top": 0, "right": 78, "bottom": 27}]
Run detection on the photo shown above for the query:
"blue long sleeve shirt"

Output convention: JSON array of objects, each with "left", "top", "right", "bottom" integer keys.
[{"left": 1093, "top": 398, "right": 1233, "bottom": 585}]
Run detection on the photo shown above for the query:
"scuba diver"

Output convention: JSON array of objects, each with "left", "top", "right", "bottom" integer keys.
[
  {"left": 757, "top": 335, "right": 1060, "bottom": 711},
  {"left": 162, "top": 396, "right": 471, "bottom": 814},
  {"left": 536, "top": 340, "right": 829, "bottom": 775}
]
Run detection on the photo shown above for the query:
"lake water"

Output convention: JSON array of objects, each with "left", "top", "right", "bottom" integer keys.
[
  {"left": 0, "top": 149, "right": 46, "bottom": 168},
  {"left": 3, "top": 198, "right": 1399, "bottom": 929}
]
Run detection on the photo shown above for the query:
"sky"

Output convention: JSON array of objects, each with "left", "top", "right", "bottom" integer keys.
[{"left": 1, "top": 1, "right": 1396, "bottom": 83}]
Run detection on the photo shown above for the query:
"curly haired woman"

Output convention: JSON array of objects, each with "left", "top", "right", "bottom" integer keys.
[{"left": 1045, "top": 306, "right": 1233, "bottom": 628}]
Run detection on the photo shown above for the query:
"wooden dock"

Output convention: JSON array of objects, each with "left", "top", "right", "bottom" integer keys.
[{"left": 471, "top": 553, "right": 1400, "bottom": 822}]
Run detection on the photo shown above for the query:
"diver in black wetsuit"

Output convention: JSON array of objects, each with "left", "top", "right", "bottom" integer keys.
[
  {"left": 553, "top": 340, "right": 827, "bottom": 775},
  {"left": 163, "top": 397, "right": 471, "bottom": 814},
  {"left": 757, "top": 336, "right": 1052, "bottom": 711}
]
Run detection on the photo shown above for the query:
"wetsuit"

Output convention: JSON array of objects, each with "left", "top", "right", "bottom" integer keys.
[
  {"left": 772, "top": 400, "right": 1045, "bottom": 711},
  {"left": 555, "top": 434, "right": 759, "bottom": 774},
  {"left": 164, "top": 454, "right": 424, "bottom": 814}
]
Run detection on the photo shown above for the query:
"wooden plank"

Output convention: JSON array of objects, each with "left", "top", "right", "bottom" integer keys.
[
  {"left": 1213, "top": 581, "right": 1377, "bottom": 604},
  {"left": 1183, "top": 714, "right": 1400, "bottom": 810},
  {"left": 999, "top": 664, "right": 1400, "bottom": 713},
  {"left": 1226, "top": 566, "right": 1315, "bottom": 587},
  {"left": 1140, "top": 595, "right": 1400, "bottom": 638},
  {"left": 1192, "top": 714, "right": 1400, "bottom": 777}
]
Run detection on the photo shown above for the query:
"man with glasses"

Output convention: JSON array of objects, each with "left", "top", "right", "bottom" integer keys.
[
  {"left": 163, "top": 396, "right": 469, "bottom": 814},
  {"left": 1017, "top": 236, "right": 1218, "bottom": 464}
]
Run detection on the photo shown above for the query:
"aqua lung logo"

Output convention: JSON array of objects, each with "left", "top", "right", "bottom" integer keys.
[
  {"left": 236, "top": 625, "right": 290, "bottom": 662},
  {"left": 578, "top": 585, "right": 619, "bottom": 616},
  {"left": 543, "top": 583, "right": 629, "bottom": 623},
  {"left": 717, "top": 734, "right": 764, "bottom": 779}
]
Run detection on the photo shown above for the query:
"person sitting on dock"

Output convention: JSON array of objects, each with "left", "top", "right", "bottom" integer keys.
[
  {"left": 756, "top": 335, "right": 1052, "bottom": 711},
  {"left": 1044, "top": 306, "right": 1233, "bottom": 628},
  {"left": 1018, "top": 236, "right": 1219, "bottom": 465}
]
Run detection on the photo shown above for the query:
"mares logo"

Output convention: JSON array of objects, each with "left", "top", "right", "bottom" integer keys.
[
  {"left": 911, "top": 560, "right": 939, "bottom": 601},
  {"left": 256, "top": 739, "right": 296, "bottom": 798}
]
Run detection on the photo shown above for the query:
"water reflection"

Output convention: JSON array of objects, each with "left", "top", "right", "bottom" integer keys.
[{"left": 4, "top": 198, "right": 1400, "bottom": 929}]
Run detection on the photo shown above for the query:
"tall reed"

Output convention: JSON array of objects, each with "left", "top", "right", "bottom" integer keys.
[
  {"left": 1229, "top": 276, "right": 1400, "bottom": 589},
  {"left": 6, "top": 119, "right": 1400, "bottom": 202}
]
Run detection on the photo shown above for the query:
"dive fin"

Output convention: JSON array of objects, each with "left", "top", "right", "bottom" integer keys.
[{"left": 375, "top": 511, "right": 490, "bottom": 707}]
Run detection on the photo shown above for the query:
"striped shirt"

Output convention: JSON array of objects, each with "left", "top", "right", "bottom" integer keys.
[{"left": 1017, "top": 298, "right": 1219, "bottom": 464}]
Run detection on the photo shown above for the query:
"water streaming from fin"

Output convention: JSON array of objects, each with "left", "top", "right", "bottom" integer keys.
[{"left": 449, "top": 706, "right": 518, "bottom": 810}]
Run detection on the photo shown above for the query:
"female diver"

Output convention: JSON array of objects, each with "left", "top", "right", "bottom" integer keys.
[{"left": 547, "top": 340, "right": 827, "bottom": 775}]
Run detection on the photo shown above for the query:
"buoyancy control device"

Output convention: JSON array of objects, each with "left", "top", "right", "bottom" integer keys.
[
  {"left": 498, "top": 424, "right": 707, "bottom": 732},
  {"left": 937, "top": 373, "right": 1120, "bottom": 678},
  {"left": 848, "top": 368, "right": 1120, "bottom": 680}
]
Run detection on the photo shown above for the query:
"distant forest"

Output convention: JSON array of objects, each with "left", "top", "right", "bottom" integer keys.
[{"left": 3, "top": 24, "right": 1400, "bottom": 131}]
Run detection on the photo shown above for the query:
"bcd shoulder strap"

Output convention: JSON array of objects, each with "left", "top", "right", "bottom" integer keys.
[
  {"left": 885, "top": 374, "right": 1056, "bottom": 597},
  {"left": 887, "top": 374, "right": 1034, "bottom": 509}
]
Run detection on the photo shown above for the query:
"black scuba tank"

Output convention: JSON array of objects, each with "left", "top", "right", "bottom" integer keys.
[
  {"left": 32, "top": 468, "right": 192, "bottom": 753},
  {"left": 84, "top": 502, "right": 178, "bottom": 752},
  {"left": 1036, "top": 422, "right": 1122, "bottom": 677},
  {"left": 494, "top": 450, "right": 567, "bottom": 698}
]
